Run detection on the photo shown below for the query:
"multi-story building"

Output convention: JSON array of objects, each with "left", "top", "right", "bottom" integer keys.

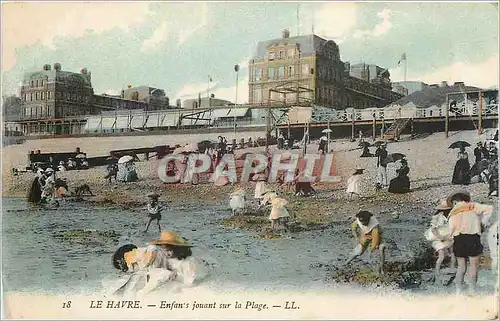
[
  {"left": 392, "top": 81, "right": 429, "bottom": 96},
  {"left": 123, "top": 86, "right": 169, "bottom": 110},
  {"left": 20, "top": 63, "right": 96, "bottom": 121},
  {"left": 248, "top": 30, "right": 403, "bottom": 110},
  {"left": 15, "top": 64, "right": 171, "bottom": 135}
]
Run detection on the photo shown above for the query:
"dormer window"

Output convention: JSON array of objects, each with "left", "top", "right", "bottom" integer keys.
[{"left": 268, "top": 52, "right": 275, "bottom": 61}]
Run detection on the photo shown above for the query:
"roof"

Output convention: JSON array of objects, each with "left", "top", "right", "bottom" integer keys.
[
  {"left": 211, "top": 108, "right": 249, "bottom": 118},
  {"left": 252, "top": 34, "right": 330, "bottom": 60},
  {"left": 389, "top": 83, "right": 482, "bottom": 108}
]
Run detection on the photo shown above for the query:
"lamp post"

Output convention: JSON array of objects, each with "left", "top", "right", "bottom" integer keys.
[{"left": 234, "top": 64, "right": 240, "bottom": 139}]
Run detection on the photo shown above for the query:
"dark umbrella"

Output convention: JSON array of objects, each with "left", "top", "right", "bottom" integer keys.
[
  {"left": 358, "top": 141, "right": 371, "bottom": 148},
  {"left": 385, "top": 153, "right": 407, "bottom": 163},
  {"left": 449, "top": 141, "right": 471, "bottom": 149},
  {"left": 373, "top": 141, "right": 386, "bottom": 147}
]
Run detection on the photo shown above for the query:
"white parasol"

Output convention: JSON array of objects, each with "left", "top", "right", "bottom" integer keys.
[
  {"left": 118, "top": 155, "right": 134, "bottom": 164},
  {"left": 75, "top": 154, "right": 86, "bottom": 159},
  {"left": 322, "top": 129, "right": 333, "bottom": 134}
]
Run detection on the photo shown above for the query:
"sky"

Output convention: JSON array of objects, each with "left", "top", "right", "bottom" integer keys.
[{"left": 1, "top": 1, "right": 498, "bottom": 104}]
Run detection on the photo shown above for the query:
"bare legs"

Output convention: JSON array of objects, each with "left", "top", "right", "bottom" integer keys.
[
  {"left": 455, "top": 257, "right": 467, "bottom": 294},
  {"left": 455, "top": 256, "right": 480, "bottom": 294},
  {"left": 469, "top": 256, "right": 479, "bottom": 293}
]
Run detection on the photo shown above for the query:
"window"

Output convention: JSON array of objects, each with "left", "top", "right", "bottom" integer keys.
[
  {"left": 279, "top": 50, "right": 286, "bottom": 59},
  {"left": 40, "top": 80, "right": 44, "bottom": 87},
  {"left": 252, "top": 68, "right": 262, "bottom": 82},
  {"left": 268, "top": 52, "right": 275, "bottom": 61},
  {"left": 30, "top": 80, "right": 34, "bottom": 88},
  {"left": 41, "top": 92, "right": 45, "bottom": 100},
  {"left": 288, "top": 66, "right": 295, "bottom": 78},
  {"left": 30, "top": 93, "right": 33, "bottom": 101},
  {"left": 429, "top": 110, "right": 433, "bottom": 117},
  {"left": 302, "top": 64, "right": 310, "bottom": 76},
  {"left": 35, "top": 92, "right": 39, "bottom": 100},
  {"left": 253, "top": 88, "right": 262, "bottom": 103},
  {"left": 23, "top": 94, "right": 27, "bottom": 101},
  {"left": 268, "top": 67, "right": 275, "bottom": 80},
  {"left": 47, "top": 91, "right": 51, "bottom": 100},
  {"left": 278, "top": 66, "right": 285, "bottom": 79},
  {"left": 287, "top": 48, "right": 295, "bottom": 57}
]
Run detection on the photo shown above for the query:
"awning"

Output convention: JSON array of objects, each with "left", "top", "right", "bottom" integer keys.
[{"left": 211, "top": 108, "right": 249, "bottom": 119}]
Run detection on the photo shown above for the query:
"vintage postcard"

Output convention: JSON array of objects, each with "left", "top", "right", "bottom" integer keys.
[{"left": 1, "top": 1, "right": 499, "bottom": 319}]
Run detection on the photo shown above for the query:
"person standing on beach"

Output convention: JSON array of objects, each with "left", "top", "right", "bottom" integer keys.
[
  {"left": 452, "top": 146, "right": 471, "bottom": 185},
  {"left": 425, "top": 200, "right": 456, "bottom": 282},
  {"left": 446, "top": 190, "right": 493, "bottom": 295},
  {"left": 145, "top": 193, "right": 162, "bottom": 234},
  {"left": 375, "top": 144, "right": 388, "bottom": 188}
]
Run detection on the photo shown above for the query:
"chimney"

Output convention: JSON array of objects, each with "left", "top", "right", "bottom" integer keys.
[
  {"left": 454, "top": 82, "right": 465, "bottom": 87},
  {"left": 440, "top": 81, "right": 448, "bottom": 87},
  {"left": 282, "top": 29, "right": 290, "bottom": 38}
]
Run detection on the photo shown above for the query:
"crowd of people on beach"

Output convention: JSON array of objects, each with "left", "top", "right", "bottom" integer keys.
[{"left": 21, "top": 129, "right": 498, "bottom": 297}]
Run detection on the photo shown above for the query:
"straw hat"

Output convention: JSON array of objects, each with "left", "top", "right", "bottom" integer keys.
[
  {"left": 147, "top": 192, "right": 159, "bottom": 199},
  {"left": 231, "top": 188, "right": 245, "bottom": 196},
  {"left": 435, "top": 199, "right": 452, "bottom": 211},
  {"left": 151, "top": 231, "right": 192, "bottom": 247},
  {"left": 353, "top": 167, "right": 365, "bottom": 175},
  {"left": 45, "top": 167, "right": 54, "bottom": 173}
]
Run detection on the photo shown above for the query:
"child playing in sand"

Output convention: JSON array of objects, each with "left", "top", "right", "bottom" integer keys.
[
  {"left": 345, "top": 210, "right": 386, "bottom": 275},
  {"left": 269, "top": 197, "right": 291, "bottom": 229},
  {"left": 425, "top": 199, "right": 456, "bottom": 283},
  {"left": 346, "top": 168, "right": 364, "bottom": 200}
]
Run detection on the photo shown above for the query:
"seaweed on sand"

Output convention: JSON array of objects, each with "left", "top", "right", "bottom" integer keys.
[{"left": 53, "top": 229, "right": 121, "bottom": 246}]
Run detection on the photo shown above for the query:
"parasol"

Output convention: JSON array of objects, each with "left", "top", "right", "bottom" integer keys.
[
  {"left": 118, "top": 155, "right": 134, "bottom": 164},
  {"left": 373, "top": 141, "right": 386, "bottom": 147},
  {"left": 75, "top": 154, "right": 86, "bottom": 159},
  {"left": 384, "top": 153, "right": 406, "bottom": 164},
  {"left": 358, "top": 141, "right": 371, "bottom": 148},
  {"left": 322, "top": 129, "right": 333, "bottom": 134},
  {"left": 448, "top": 141, "right": 471, "bottom": 149}
]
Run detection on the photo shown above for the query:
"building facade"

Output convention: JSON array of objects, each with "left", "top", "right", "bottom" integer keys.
[
  {"left": 15, "top": 64, "right": 171, "bottom": 135},
  {"left": 248, "top": 30, "right": 403, "bottom": 110},
  {"left": 392, "top": 81, "right": 429, "bottom": 96}
]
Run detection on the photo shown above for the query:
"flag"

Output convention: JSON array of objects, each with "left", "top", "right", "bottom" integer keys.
[{"left": 397, "top": 53, "right": 407, "bottom": 66}]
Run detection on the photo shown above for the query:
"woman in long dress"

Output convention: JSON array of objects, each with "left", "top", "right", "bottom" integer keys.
[
  {"left": 388, "top": 159, "right": 411, "bottom": 194},
  {"left": 452, "top": 147, "right": 471, "bottom": 185}
]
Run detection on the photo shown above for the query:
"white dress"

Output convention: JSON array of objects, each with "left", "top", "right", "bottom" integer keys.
[
  {"left": 269, "top": 198, "right": 290, "bottom": 220},
  {"left": 487, "top": 221, "right": 498, "bottom": 271},
  {"left": 425, "top": 213, "right": 453, "bottom": 251},
  {"left": 229, "top": 195, "right": 245, "bottom": 212},
  {"left": 254, "top": 182, "right": 266, "bottom": 199},
  {"left": 346, "top": 175, "right": 361, "bottom": 195},
  {"left": 111, "top": 245, "right": 210, "bottom": 296}
]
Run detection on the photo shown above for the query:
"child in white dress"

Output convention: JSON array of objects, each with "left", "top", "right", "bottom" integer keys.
[
  {"left": 425, "top": 199, "right": 456, "bottom": 281},
  {"left": 269, "top": 197, "right": 291, "bottom": 229},
  {"left": 346, "top": 168, "right": 364, "bottom": 200}
]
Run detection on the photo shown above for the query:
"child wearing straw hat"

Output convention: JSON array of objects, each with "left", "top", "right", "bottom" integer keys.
[
  {"left": 346, "top": 167, "right": 364, "bottom": 200},
  {"left": 229, "top": 188, "right": 246, "bottom": 215},
  {"left": 425, "top": 199, "right": 456, "bottom": 282},
  {"left": 112, "top": 231, "right": 209, "bottom": 295},
  {"left": 145, "top": 193, "right": 162, "bottom": 234}
]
